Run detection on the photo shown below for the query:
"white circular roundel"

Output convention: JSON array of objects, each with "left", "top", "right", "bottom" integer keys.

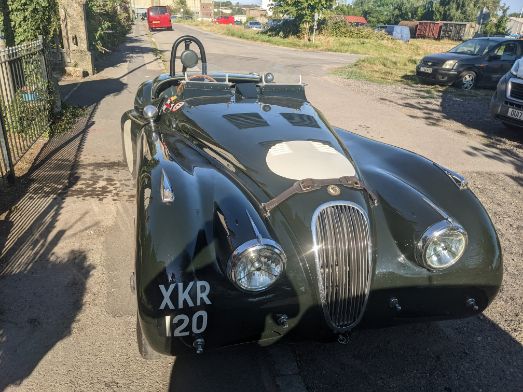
[{"left": 266, "top": 141, "right": 356, "bottom": 180}]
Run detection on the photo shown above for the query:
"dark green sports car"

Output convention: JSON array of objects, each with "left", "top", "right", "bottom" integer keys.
[{"left": 121, "top": 36, "right": 502, "bottom": 359}]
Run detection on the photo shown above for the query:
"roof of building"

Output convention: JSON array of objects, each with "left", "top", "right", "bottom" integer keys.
[{"left": 344, "top": 16, "right": 368, "bottom": 24}]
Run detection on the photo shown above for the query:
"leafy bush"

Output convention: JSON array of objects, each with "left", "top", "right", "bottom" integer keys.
[
  {"left": 265, "top": 19, "right": 301, "bottom": 38},
  {"left": 86, "top": 0, "right": 132, "bottom": 54},
  {"left": 324, "top": 16, "right": 391, "bottom": 40},
  {"left": 1, "top": 0, "right": 60, "bottom": 46}
]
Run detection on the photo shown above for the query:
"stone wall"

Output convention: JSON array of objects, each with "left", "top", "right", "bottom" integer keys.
[{"left": 59, "top": 0, "right": 94, "bottom": 76}]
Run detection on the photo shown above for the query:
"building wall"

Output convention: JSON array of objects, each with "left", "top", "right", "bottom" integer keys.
[
  {"left": 508, "top": 17, "right": 523, "bottom": 35},
  {"left": 186, "top": 0, "right": 202, "bottom": 17},
  {"left": 131, "top": 0, "right": 210, "bottom": 20},
  {"left": 200, "top": 3, "right": 213, "bottom": 20},
  {"left": 131, "top": 0, "right": 171, "bottom": 8}
]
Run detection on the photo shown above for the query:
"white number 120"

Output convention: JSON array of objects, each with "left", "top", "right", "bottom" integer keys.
[{"left": 172, "top": 311, "right": 208, "bottom": 336}]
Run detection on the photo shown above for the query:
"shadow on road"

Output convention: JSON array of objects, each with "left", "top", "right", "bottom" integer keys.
[
  {"left": 0, "top": 107, "right": 98, "bottom": 390},
  {"left": 168, "top": 346, "right": 274, "bottom": 392},
  {"left": 295, "top": 316, "right": 523, "bottom": 391},
  {"left": 94, "top": 35, "right": 156, "bottom": 74},
  {"left": 379, "top": 85, "right": 523, "bottom": 182}
]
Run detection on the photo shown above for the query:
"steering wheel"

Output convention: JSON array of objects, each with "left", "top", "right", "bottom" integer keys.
[
  {"left": 188, "top": 74, "right": 217, "bottom": 83},
  {"left": 170, "top": 35, "right": 208, "bottom": 76}
]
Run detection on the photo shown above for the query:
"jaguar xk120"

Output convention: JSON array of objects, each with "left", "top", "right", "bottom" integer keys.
[{"left": 121, "top": 36, "right": 502, "bottom": 358}]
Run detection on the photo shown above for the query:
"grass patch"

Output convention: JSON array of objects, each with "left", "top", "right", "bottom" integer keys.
[
  {"left": 334, "top": 39, "right": 456, "bottom": 85},
  {"left": 177, "top": 20, "right": 456, "bottom": 85},
  {"left": 49, "top": 104, "right": 87, "bottom": 137},
  {"left": 148, "top": 32, "right": 168, "bottom": 71}
]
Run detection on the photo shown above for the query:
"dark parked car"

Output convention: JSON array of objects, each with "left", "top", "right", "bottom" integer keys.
[
  {"left": 121, "top": 35, "right": 502, "bottom": 359},
  {"left": 490, "top": 58, "right": 523, "bottom": 129},
  {"left": 417, "top": 37, "right": 523, "bottom": 90}
]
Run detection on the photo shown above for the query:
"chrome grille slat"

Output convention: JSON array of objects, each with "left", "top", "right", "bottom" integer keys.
[{"left": 312, "top": 202, "right": 372, "bottom": 331}]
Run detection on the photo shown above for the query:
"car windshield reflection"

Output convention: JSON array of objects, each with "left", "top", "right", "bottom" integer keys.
[{"left": 449, "top": 39, "right": 498, "bottom": 56}]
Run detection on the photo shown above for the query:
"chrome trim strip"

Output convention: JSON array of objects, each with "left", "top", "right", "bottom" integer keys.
[
  {"left": 383, "top": 170, "right": 451, "bottom": 221},
  {"left": 160, "top": 169, "right": 174, "bottom": 203},
  {"left": 311, "top": 201, "right": 372, "bottom": 332},
  {"left": 246, "top": 211, "right": 263, "bottom": 242},
  {"left": 433, "top": 163, "right": 468, "bottom": 190}
]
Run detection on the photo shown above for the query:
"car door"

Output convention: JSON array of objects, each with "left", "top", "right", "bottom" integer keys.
[{"left": 484, "top": 41, "right": 519, "bottom": 85}]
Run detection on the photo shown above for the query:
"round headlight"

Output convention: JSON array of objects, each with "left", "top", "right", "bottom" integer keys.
[
  {"left": 416, "top": 221, "right": 468, "bottom": 271},
  {"left": 442, "top": 60, "right": 458, "bottom": 69},
  {"left": 227, "top": 240, "right": 286, "bottom": 292},
  {"left": 511, "top": 59, "right": 521, "bottom": 76}
]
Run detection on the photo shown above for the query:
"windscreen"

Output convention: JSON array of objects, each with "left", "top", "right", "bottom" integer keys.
[
  {"left": 449, "top": 39, "right": 498, "bottom": 56},
  {"left": 149, "top": 6, "right": 168, "bottom": 16}
]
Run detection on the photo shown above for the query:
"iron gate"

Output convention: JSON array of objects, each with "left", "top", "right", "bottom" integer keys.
[{"left": 0, "top": 36, "right": 51, "bottom": 183}]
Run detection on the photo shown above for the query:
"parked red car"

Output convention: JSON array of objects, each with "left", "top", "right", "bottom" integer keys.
[
  {"left": 147, "top": 6, "right": 172, "bottom": 31},
  {"left": 214, "top": 16, "right": 235, "bottom": 25}
]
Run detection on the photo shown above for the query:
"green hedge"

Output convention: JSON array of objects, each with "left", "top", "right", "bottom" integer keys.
[{"left": 86, "top": 0, "right": 132, "bottom": 54}]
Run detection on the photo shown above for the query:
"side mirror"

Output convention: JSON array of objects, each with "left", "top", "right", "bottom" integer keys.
[
  {"left": 143, "top": 105, "right": 158, "bottom": 125},
  {"left": 488, "top": 54, "right": 501, "bottom": 61}
]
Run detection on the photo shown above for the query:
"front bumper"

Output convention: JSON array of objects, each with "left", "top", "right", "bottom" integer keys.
[
  {"left": 491, "top": 85, "right": 523, "bottom": 128},
  {"left": 416, "top": 66, "right": 459, "bottom": 85},
  {"left": 139, "top": 281, "right": 500, "bottom": 356},
  {"left": 149, "top": 22, "right": 172, "bottom": 29}
]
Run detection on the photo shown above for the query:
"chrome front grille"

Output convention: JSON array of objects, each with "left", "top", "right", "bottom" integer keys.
[
  {"left": 508, "top": 80, "right": 523, "bottom": 102},
  {"left": 312, "top": 202, "right": 372, "bottom": 331}
]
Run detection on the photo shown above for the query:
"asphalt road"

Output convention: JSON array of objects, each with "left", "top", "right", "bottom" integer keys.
[{"left": 0, "top": 22, "right": 521, "bottom": 392}]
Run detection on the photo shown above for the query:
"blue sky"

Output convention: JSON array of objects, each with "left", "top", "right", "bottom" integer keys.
[
  {"left": 506, "top": 0, "right": 522, "bottom": 13},
  {"left": 237, "top": 1, "right": 522, "bottom": 13}
]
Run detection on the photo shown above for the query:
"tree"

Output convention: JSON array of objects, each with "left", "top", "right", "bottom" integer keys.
[
  {"left": 0, "top": 0, "right": 16, "bottom": 46},
  {"left": 483, "top": 3, "right": 509, "bottom": 35},
  {"left": 86, "top": 0, "right": 132, "bottom": 53},
  {"left": 172, "top": 0, "right": 194, "bottom": 18},
  {"left": 3, "top": 0, "right": 60, "bottom": 46},
  {"left": 272, "top": 0, "right": 336, "bottom": 40}
]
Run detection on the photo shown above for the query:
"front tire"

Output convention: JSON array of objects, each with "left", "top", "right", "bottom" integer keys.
[
  {"left": 137, "top": 315, "right": 162, "bottom": 360},
  {"left": 456, "top": 71, "right": 477, "bottom": 90}
]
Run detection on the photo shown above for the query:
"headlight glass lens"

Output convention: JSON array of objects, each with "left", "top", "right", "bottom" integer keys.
[
  {"left": 511, "top": 59, "right": 520, "bottom": 76},
  {"left": 228, "top": 241, "right": 285, "bottom": 292},
  {"left": 417, "top": 221, "right": 467, "bottom": 270},
  {"left": 442, "top": 60, "right": 457, "bottom": 69}
]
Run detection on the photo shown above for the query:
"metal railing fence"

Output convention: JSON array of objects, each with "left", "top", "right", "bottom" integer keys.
[{"left": 0, "top": 36, "right": 52, "bottom": 183}]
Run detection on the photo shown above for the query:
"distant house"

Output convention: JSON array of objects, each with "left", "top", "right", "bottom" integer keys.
[
  {"left": 344, "top": 16, "right": 368, "bottom": 26},
  {"left": 246, "top": 8, "right": 268, "bottom": 22},
  {"left": 508, "top": 17, "right": 523, "bottom": 36}
]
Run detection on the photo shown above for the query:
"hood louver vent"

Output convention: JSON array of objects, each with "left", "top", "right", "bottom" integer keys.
[
  {"left": 223, "top": 113, "right": 269, "bottom": 129},
  {"left": 281, "top": 113, "right": 320, "bottom": 128}
]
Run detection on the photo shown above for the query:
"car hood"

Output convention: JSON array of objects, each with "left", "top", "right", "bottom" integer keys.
[
  {"left": 422, "top": 52, "right": 478, "bottom": 64},
  {"left": 168, "top": 95, "right": 360, "bottom": 202}
]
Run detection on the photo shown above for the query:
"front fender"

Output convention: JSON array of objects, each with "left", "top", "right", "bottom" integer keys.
[
  {"left": 335, "top": 128, "right": 502, "bottom": 296},
  {"left": 135, "top": 130, "right": 310, "bottom": 354}
]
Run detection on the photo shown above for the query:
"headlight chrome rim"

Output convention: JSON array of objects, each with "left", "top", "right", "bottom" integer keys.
[
  {"left": 416, "top": 220, "right": 468, "bottom": 271},
  {"left": 227, "top": 239, "right": 286, "bottom": 293}
]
